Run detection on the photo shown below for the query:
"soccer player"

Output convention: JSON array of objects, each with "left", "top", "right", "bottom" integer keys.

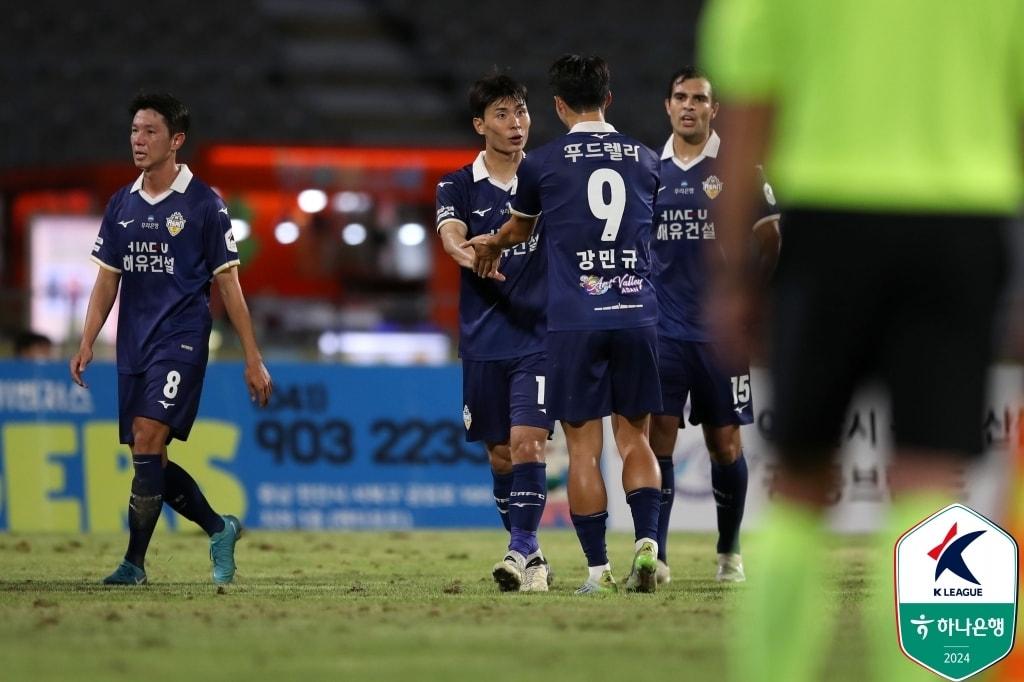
[
  {"left": 70, "top": 91, "right": 273, "bottom": 586},
  {"left": 700, "top": 1, "right": 1021, "bottom": 680},
  {"left": 436, "top": 73, "right": 554, "bottom": 593},
  {"left": 465, "top": 55, "right": 664, "bottom": 594},
  {"left": 649, "top": 67, "right": 780, "bottom": 585}
]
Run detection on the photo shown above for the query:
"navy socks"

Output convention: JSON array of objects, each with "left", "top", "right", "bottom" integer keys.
[
  {"left": 625, "top": 487, "right": 661, "bottom": 544},
  {"left": 163, "top": 460, "right": 224, "bottom": 536},
  {"left": 124, "top": 454, "right": 164, "bottom": 569},
  {"left": 571, "top": 511, "right": 609, "bottom": 567},
  {"left": 656, "top": 456, "right": 675, "bottom": 562},
  {"left": 508, "top": 462, "right": 546, "bottom": 556},
  {"left": 712, "top": 453, "right": 749, "bottom": 554},
  {"left": 491, "top": 469, "right": 514, "bottom": 532}
]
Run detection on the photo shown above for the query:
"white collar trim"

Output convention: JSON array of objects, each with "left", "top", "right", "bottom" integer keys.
[
  {"left": 569, "top": 121, "right": 617, "bottom": 134},
  {"left": 472, "top": 151, "right": 519, "bottom": 192},
  {"left": 662, "top": 131, "right": 721, "bottom": 171},
  {"left": 131, "top": 164, "right": 194, "bottom": 204}
]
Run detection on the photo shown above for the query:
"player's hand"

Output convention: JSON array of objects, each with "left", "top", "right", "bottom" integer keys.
[
  {"left": 448, "top": 243, "right": 476, "bottom": 270},
  {"left": 461, "top": 234, "right": 506, "bottom": 281},
  {"left": 245, "top": 360, "right": 273, "bottom": 407},
  {"left": 69, "top": 346, "right": 93, "bottom": 388}
]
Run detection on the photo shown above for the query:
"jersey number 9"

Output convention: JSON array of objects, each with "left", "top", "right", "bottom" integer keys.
[{"left": 587, "top": 169, "right": 625, "bottom": 241}]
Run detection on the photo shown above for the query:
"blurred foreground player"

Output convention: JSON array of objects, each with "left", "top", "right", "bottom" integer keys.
[
  {"left": 466, "top": 55, "right": 664, "bottom": 594},
  {"left": 71, "top": 91, "right": 273, "bottom": 585},
  {"left": 700, "top": 1, "right": 1021, "bottom": 680},
  {"left": 649, "top": 67, "right": 779, "bottom": 585},
  {"left": 436, "top": 72, "right": 554, "bottom": 592}
]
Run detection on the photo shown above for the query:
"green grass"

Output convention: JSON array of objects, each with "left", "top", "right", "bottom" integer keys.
[{"left": 0, "top": 530, "right": 873, "bottom": 682}]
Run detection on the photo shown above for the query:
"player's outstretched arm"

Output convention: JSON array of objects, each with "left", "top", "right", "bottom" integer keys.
[
  {"left": 461, "top": 214, "right": 537, "bottom": 281},
  {"left": 214, "top": 266, "right": 273, "bottom": 407},
  {"left": 70, "top": 267, "right": 120, "bottom": 388},
  {"left": 438, "top": 221, "right": 475, "bottom": 269}
]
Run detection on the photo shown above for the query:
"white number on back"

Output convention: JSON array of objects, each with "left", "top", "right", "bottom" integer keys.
[{"left": 587, "top": 168, "right": 626, "bottom": 241}]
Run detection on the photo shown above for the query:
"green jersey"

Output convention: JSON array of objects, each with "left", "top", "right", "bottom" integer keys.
[{"left": 699, "top": 0, "right": 1024, "bottom": 214}]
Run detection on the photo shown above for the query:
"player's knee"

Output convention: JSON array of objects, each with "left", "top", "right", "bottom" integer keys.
[
  {"left": 510, "top": 437, "right": 545, "bottom": 464},
  {"left": 707, "top": 441, "right": 741, "bottom": 465},
  {"left": 649, "top": 419, "right": 678, "bottom": 455},
  {"left": 614, "top": 432, "right": 651, "bottom": 463},
  {"left": 132, "top": 418, "right": 166, "bottom": 453},
  {"left": 486, "top": 443, "right": 512, "bottom": 473}
]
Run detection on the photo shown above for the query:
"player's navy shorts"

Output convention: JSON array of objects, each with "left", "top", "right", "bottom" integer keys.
[
  {"left": 770, "top": 209, "right": 1008, "bottom": 462},
  {"left": 546, "top": 325, "right": 662, "bottom": 422},
  {"left": 118, "top": 361, "right": 206, "bottom": 445},
  {"left": 461, "top": 352, "right": 553, "bottom": 443},
  {"left": 657, "top": 336, "right": 754, "bottom": 428}
]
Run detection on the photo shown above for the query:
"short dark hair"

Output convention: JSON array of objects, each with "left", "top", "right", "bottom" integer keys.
[
  {"left": 129, "top": 91, "right": 190, "bottom": 136},
  {"left": 468, "top": 71, "right": 528, "bottom": 119},
  {"left": 547, "top": 54, "right": 610, "bottom": 113},
  {"left": 13, "top": 331, "right": 51, "bottom": 357},
  {"left": 665, "top": 66, "right": 713, "bottom": 101}
]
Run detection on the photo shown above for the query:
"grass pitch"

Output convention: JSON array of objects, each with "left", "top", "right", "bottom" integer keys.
[{"left": 0, "top": 530, "right": 872, "bottom": 682}]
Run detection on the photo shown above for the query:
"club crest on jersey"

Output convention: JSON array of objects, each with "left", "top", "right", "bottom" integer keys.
[
  {"left": 166, "top": 211, "right": 187, "bottom": 236},
  {"left": 702, "top": 175, "right": 723, "bottom": 199}
]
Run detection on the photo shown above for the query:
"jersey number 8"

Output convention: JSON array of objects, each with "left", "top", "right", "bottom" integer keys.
[
  {"left": 587, "top": 169, "right": 626, "bottom": 241},
  {"left": 163, "top": 370, "right": 182, "bottom": 399}
]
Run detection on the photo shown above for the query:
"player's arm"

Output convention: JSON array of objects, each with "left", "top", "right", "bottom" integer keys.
[
  {"left": 752, "top": 217, "right": 780, "bottom": 283},
  {"left": 438, "top": 220, "right": 475, "bottom": 269},
  {"left": 462, "top": 214, "right": 537, "bottom": 281},
  {"left": 214, "top": 266, "right": 273, "bottom": 407},
  {"left": 70, "top": 267, "right": 120, "bottom": 388},
  {"left": 708, "top": 103, "right": 776, "bottom": 364}
]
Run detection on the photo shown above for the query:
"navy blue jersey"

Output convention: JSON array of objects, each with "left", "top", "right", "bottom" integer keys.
[
  {"left": 652, "top": 132, "right": 779, "bottom": 341},
  {"left": 436, "top": 152, "right": 547, "bottom": 361},
  {"left": 90, "top": 165, "right": 239, "bottom": 374},
  {"left": 510, "top": 122, "right": 660, "bottom": 331}
]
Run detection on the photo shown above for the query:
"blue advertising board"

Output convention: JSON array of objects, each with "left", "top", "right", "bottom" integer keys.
[{"left": 0, "top": 361, "right": 494, "bottom": 531}]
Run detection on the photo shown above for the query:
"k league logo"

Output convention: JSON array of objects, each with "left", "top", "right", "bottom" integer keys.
[{"left": 896, "top": 503, "right": 1018, "bottom": 680}]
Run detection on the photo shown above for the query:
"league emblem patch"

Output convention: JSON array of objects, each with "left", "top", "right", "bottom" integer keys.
[
  {"left": 895, "top": 503, "right": 1018, "bottom": 680},
  {"left": 462, "top": 405, "right": 472, "bottom": 430},
  {"left": 702, "top": 175, "right": 723, "bottom": 200},
  {"left": 166, "top": 211, "right": 187, "bottom": 237}
]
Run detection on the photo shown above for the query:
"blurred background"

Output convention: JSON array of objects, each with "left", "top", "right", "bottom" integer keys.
[
  {"left": 0, "top": 0, "right": 703, "bottom": 361},
  {"left": 0, "top": 0, "right": 1020, "bottom": 540}
]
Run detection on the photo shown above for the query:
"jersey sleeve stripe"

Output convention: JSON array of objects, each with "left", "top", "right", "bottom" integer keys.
[
  {"left": 752, "top": 214, "right": 781, "bottom": 231},
  {"left": 212, "top": 259, "right": 241, "bottom": 275},
  {"left": 509, "top": 207, "right": 541, "bottom": 219},
  {"left": 90, "top": 255, "right": 121, "bottom": 273},
  {"left": 436, "top": 217, "right": 468, "bottom": 233}
]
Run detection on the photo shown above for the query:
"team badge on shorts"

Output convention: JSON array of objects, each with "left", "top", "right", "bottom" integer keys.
[
  {"left": 166, "top": 211, "right": 187, "bottom": 236},
  {"left": 895, "top": 503, "right": 1017, "bottom": 680},
  {"left": 702, "top": 175, "right": 723, "bottom": 200},
  {"left": 462, "top": 405, "right": 472, "bottom": 430}
]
